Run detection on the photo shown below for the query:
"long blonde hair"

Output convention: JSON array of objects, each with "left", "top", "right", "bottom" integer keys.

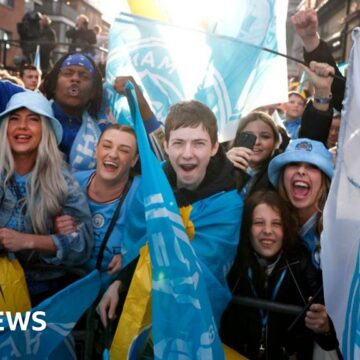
[{"left": 0, "top": 116, "right": 68, "bottom": 234}]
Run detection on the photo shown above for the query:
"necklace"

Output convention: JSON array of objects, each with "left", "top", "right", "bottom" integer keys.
[{"left": 88, "top": 174, "right": 126, "bottom": 203}]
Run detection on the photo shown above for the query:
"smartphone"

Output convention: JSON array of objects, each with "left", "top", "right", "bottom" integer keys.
[{"left": 235, "top": 132, "right": 257, "bottom": 150}]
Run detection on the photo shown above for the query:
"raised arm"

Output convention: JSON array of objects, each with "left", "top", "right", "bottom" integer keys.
[
  {"left": 291, "top": 9, "right": 345, "bottom": 111},
  {"left": 113, "top": 76, "right": 155, "bottom": 121},
  {"left": 299, "top": 61, "right": 335, "bottom": 145},
  {"left": 113, "top": 76, "right": 166, "bottom": 160},
  {"left": 291, "top": 9, "right": 320, "bottom": 52}
]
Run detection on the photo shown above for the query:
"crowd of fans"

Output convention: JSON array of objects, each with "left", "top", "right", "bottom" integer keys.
[{"left": 0, "top": 7, "right": 348, "bottom": 360}]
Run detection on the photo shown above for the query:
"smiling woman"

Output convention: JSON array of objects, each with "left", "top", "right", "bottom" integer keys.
[
  {"left": 283, "top": 162, "right": 324, "bottom": 224},
  {"left": 54, "top": 124, "right": 147, "bottom": 291},
  {"left": 7, "top": 109, "right": 43, "bottom": 168},
  {"left": 0, "top": 91, "right": 92, "bottom": 305},
  {"left": 90, "top": 125, "right": 139, "bottom": 200},
  {"left": 268, "top": 138, "right": 333, "bottom": 270}
]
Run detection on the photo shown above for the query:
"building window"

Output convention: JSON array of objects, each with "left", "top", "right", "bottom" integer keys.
[
  {"left": 0, "top": 0, "right": 14, "bottom": 7},
  {"left": 0, "top": 29, "right": 11, "bottom": 50}
]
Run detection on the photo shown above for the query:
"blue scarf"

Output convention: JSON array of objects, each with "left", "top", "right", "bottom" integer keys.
[{"left": 300, "top": 213, "right": 321, "bottom": 270}]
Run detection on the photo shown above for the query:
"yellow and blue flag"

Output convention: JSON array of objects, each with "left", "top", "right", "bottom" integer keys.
[{"left": 109, "top": 82, "right": 242, "bottom": 359}]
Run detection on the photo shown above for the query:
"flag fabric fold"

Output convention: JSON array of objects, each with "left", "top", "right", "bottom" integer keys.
[
  {"left": 0, "top": 270, "right": 101, "bottom": 359},
  {"left": 106, "top": 0, "right": 288, "bottom": 142},
  {"left": 109, "top": 82, "right": 243, "bottom": 359},
  {"left": 321, "top": 28, "right": 360, "bottom": 360}
]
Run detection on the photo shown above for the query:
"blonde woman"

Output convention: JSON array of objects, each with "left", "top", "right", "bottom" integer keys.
[{"left": 0, "top": 91, "right": 92, "bottom": 304}]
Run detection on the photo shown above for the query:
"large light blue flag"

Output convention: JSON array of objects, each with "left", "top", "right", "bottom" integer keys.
[
  {"left": 0, "top": 270, "right": 101, "bottom": 359},
  {"left": 321, "top": 28, "right": 360, "bottom": 360},
  {"left": 122, "top": 82, "right": 227, "bottom": 359},
  {"left": 106, "top": 0, "right": 288, "bottom": 141}
]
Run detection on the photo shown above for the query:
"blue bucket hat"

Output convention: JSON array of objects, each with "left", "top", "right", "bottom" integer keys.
[
  {"left": 268, "top": 138, "right": 334, "bottom": 187},
  {"left": 0, "top": 91, "right": 63, "bottom": 144}
]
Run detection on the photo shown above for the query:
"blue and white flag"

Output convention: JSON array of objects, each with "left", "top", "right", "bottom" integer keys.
[
  {"left": 121, "top": 82, "right": 225, "bottom": 358},
  {"left": 33, "top": 45, "right": 41, "bottom": 69},
  {"left": 321, "top": 28, "right": 360, "bottom": 360},
  {"left": 0, "top": 270, "right": 101, "bottom": 359},
  {"left": 106, "top": 0, "right": 288, "bottom": 141}
]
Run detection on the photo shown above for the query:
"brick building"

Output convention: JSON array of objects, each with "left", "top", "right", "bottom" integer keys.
[
  {"left": 0, "top": 0, "right": 109, "bottom": 70},
  {"left": 0, "top": 0, "right": 25, "bottom": 68}
]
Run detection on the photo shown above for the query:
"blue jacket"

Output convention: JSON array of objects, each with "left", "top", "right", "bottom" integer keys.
[
  {"left": 284, "top": 117, "right": 301, "bottom": 139},
  {"left": 0, "top": 80, "right": 24, "bottom": 111},
  {"left": 0, "top": 168, "right": 93, "bottom": 268}
]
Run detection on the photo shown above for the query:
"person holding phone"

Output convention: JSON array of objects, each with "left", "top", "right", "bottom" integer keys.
[{"left": 226, "top": 111, "right": 286, "bottom": 198}]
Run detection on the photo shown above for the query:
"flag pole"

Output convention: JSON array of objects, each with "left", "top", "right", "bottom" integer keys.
[{"left": 258, "top": 45, "right": 345, "bottom": 82}]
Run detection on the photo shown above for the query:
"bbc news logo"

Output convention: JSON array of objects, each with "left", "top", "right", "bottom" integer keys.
[{"left": 0, "top": 311, "right": 46, "bottom": 331}]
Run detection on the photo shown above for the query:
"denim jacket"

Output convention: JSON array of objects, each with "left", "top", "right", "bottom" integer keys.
[{"left": 0, "top": 167, "right": 93, "bottom": 267}]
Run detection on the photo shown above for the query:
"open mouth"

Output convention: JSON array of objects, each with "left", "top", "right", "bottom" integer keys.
[
  {"left": 179, "top": 164, "right": 197, "bottom": 172},
  {"left": 103, "top": 161, "right": 119, "bottom": 170},
  {"left": 69, "top": 85, "right": 80, "bottom": 96},
  {"left": 14, "top": 134, "right": 31, "bottom": 142},
  {"left": 292, "top": 180, "right": 310, "bottom": 197}
]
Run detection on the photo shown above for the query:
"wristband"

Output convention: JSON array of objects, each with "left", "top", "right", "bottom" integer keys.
[{"left": 314, "top": 94, "right": 332, "bottom": 104}]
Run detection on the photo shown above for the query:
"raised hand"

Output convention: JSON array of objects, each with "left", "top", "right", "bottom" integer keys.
[{"left": 291, "top": 9, "right": 320, "bottom": 52}]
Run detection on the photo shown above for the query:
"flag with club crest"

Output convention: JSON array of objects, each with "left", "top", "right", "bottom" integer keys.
[{"left": 105, "top": 0, "right": 288, "bottom": 142}]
